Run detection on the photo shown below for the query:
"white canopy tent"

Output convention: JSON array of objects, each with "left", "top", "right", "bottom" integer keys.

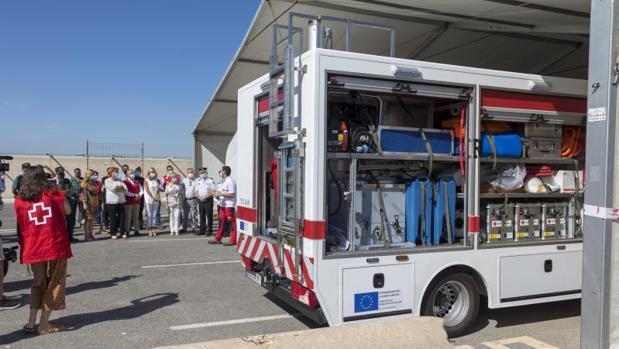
[{"left": 193, "top": 0, "right": 590, "bottom": 172}]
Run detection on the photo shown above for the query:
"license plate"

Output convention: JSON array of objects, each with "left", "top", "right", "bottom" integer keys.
[{"left": 246, "top": 271, "right": 263, "bottom": 286}]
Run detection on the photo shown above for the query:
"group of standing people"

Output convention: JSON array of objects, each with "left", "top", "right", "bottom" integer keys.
[
  {"left": 10, "top": 162, "right": 238, "bottom": 243},
  {"left": 0, "top": 161, "right": 238, "bottom": 334}
]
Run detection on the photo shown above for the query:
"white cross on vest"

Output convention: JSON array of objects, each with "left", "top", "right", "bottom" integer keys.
[{"left": 28, "top": 202, "right": 52, "bottom": 226}]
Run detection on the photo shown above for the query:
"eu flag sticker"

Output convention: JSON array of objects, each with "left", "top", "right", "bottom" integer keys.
[
  {"left": 239, "top": 221, "right": 245, "bottom": 231},
  {"left": 354, "top": 292, "right": 379, "bottom": 313}
]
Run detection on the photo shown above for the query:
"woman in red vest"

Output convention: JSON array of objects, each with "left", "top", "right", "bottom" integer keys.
[{"left": 14, "top": 165, "right": 73, "bottom": 335}]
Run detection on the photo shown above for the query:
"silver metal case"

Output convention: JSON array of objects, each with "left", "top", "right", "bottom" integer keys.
[
  {"left": 514, "top": 203, "right": 541, "bottom": 240},
  {"left": 526, "top": 137, "right": 562, "bottom": 158},
  {"left": 541, "top": 203, "right": 567, "bottom": 239},
  {"left": 484, "top": 203, "right": 514, "bottom": 242},
  {"left": 525, "top": 123, "right": 562, "bottom": 138}
]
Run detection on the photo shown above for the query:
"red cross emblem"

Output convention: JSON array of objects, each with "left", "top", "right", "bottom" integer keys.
[{"left": 28, "top": 202, "right": 52, "bottom": 226}]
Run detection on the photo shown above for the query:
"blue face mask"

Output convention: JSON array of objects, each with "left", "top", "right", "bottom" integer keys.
[
  {"left": 135, "top": 171, "right": 141, "bottom": 177},
  {"left": 90, "top": 175, "right": 98, "bottom": 181},
  {"left": 130, "top": 174, "right": 135, "bottom": 179},
  {"left": 200, "top": 173, "right": 208, "bottom": 179}
]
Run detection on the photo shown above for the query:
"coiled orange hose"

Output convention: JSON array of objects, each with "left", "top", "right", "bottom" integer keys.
[{"left": 561, "top": 127, "right": 584, "bottom": 158}]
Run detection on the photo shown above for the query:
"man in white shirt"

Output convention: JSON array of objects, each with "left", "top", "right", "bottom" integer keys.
[
  {"left": 181, "top": 168, "right": 199, "bottom": 233},
  {"left": 209, "top": 166, "right": 237, "bottom": 245},
  {"left": 194, "top": 167, "right": 215, "bottom": 236}
]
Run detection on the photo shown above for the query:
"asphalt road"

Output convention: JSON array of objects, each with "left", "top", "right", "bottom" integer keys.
[{"left": 0, "top": 205, "right": 581, "bottom": 349}]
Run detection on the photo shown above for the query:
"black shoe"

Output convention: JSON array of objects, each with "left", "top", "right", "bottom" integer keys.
[
  {"left": 207, "top": 239, "right": 222, "bottom": 245},
  {"left": 69, "top": 238, "right": 79, "bottom": 243},
  {"left": 206, "top": 232, "right": 213, "bottom": 237},
  {"left": 0, "top": 297, "right": 20, "bottom": 310},
  {"left": 134, "top": 231, "right": 141, "bottom": 237}
]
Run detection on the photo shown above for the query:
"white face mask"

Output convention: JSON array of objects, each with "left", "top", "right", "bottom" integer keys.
[{"left": 149, "top": 173, "right": 156, "bottom": 179}]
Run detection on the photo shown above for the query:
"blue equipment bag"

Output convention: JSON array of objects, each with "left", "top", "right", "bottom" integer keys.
[
  {"left": 379, "top": 127, "right": 454, "bottom": 155},
  {"left": 405, "top": 178, "right": 433, "bottom": 245},
  {"left": 433, "top": 178, "right": 456, "bottom": 245},
  {"left": 480, "top": 132, "right": 523, "bottom": 158}
]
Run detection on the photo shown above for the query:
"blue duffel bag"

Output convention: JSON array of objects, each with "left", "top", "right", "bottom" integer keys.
[{"left": 480, "top": 132, "right": 523, "bottom": 158}]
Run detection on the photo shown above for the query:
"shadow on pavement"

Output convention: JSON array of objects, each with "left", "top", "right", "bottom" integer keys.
[
  {"left": 66, "top": 275, "right": 141, "bottom": 295},
  {"left": 470, "top": 298, "right": 580, "bottom": 333},
  {"left": 0, "top": 293, "right": 179, "bottom": 345},
  {"left": 4, "top": 275, "right": 141, "bottom": 295}
]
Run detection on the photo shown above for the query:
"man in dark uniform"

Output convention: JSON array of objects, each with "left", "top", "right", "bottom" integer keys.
[{"left": 72, "top": 168, "right": 84, "bottom": 228}]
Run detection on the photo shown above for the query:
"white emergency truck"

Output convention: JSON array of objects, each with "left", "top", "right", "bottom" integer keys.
[{"left": 234, "top": 14, "right": 586, "bottom": 336}]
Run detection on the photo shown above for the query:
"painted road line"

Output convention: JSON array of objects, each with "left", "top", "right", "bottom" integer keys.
[
  {"left": 127, "top": 237, "right": 207, "bottom": 243},
  {"left": 170, "top": 314, "right": 297, "bottom": 331},
  {"left": 482, "top": 336, "right": 560, "bottom": 349},
  {"left": 453, "top": 346, "right": 475, "bottom": 349},
  {"left": 141, "top": 260, "right": 240, "bottom": 269}
]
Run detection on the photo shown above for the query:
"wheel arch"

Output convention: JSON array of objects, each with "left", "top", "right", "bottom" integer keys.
[{"left": 417, "top": 263, "right": 490, "bottom": 314}]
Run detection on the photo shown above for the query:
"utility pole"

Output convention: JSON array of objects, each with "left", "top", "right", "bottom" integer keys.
[{"left": 581, "top": 0, "right": 619, "bottom": 347}]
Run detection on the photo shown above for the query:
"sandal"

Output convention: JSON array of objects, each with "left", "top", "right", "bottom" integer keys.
[
  {"left": 38, "top": 324, "right": 64, "bottom": 335},
  {"left": 22, "top": 324, "right": 37, "bottom": 334}
]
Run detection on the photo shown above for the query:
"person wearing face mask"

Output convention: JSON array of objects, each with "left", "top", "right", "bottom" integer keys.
[
  {"left": 165, "top": 172, "right": 183, "bottom": 236},
  {"left": 123, "top": 168, "right": 143, "bottom": 237},
  {"left": 133, "top": 167, "right": 145, "bottom": 230},
  {"left": 193, "top": 167, "right": 215, "bottom": 236},
  {"left": 80, "top": 169, "right": 101, "bottom": 241},
  {"left": 162, "top": 165, "right": 181, "bottom": 188},
  {"left": 55, "top": 167, "right": 79, "bottom": 243},
  {"left": 104, "top": 167, "right": 127, "bottom": 239},
  {"left": 144, "top": 167, "right": 163, "bottom": 237},
  {"left": 181, "top": 168, "right": 198, "bottom": 233},
  {"left": 209, "top": 166, "right": 237, "bottom": 245}
]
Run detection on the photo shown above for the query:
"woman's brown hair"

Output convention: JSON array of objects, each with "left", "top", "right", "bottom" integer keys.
[{"left": 19, "top": 165, "right": 52, "bottom": 201}]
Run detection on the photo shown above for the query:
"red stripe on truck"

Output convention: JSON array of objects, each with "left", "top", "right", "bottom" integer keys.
[
  {"left": 482, "top": 90, "right": 586, "bottom": 113},
  {"left": 303, "top": 220, "right": 327, "bottom": 240},
  {"left": 468, "top": 216, "right": 480, "bottom": 234},
  {"left": 237, "top": 206, "right": 257, "bottom": 223}
]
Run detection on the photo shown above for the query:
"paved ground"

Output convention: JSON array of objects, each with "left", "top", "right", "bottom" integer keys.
[{"left": 0, "top": 205, "right": 581, "bottom": 349}]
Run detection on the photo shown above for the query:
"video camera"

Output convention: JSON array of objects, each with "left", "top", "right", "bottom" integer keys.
[
  {"left": 0, "top": 155, "right": 11, "bottom": 173},
  {"left": 0, "top": 155, "right": 11, "bottom": 229}
]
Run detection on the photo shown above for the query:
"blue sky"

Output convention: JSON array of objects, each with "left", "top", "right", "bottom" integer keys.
[{"left": 0, "top": 0, "right": 260, "bottom": 158}]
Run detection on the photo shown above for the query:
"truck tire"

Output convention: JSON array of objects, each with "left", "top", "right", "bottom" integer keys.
[{"left": 421, "top": 272, "right": 479, "bottom": 337}]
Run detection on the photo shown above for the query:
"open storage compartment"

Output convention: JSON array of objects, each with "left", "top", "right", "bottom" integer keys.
[
  {"left": 324, "top": 74, "right": 472, "bottom": 254},
  {"left": 478, "top": 89, "right": 586, "bottom": 246},
  {"left": 323, "top": 76, "right": 587, "bottom": 256}
]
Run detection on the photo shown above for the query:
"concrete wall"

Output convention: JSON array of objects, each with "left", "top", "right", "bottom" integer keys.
[{"left": 1, "top": 154, "right": 191, "bottom": 201}]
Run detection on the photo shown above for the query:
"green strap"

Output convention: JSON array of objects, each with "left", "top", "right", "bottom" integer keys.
[
  {"left": 420, "top": 182, "right": 426, "bottom": 246},
  {"left": 420, "top": 129, "right": 434, "bottom": 178},
  {"left": 487, "top": 134, "right": 497, "bottom": 170},
  {"left": 572, "top": 159, "right": 583, "bottom": 237},
  {"left": 443, "top": 181, "right": 453, "bottom": 245}
]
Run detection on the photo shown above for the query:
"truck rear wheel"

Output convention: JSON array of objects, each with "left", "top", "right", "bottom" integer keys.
[{"left": 422, "top": 273, "right": 479, "bottom": 337}]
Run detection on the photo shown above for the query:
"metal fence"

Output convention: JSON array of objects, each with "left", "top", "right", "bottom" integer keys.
[{"left": 86, "top": 141, "right": 144, "bottom": 173}]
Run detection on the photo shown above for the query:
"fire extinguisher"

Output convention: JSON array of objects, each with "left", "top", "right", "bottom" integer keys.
[{"left": 339, "top": 121, "right": 349, "bottom": 152}]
